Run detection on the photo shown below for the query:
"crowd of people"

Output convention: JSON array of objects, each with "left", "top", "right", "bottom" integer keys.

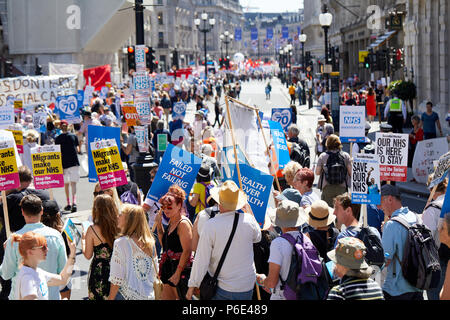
[{"left": 0, "top": 70, "right": 448, "bottom": 302}]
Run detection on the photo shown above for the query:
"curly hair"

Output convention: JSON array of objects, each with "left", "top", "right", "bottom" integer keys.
[
  {"left": 92, "top": 194, "right": 120, "bottom": 248},
  {"left": 159, "top": 184, "right": 186, "bottom": 207}
]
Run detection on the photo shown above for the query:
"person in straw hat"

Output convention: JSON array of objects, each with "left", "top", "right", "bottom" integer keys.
[
  {"left": 256, "top": 199, "right": 306, "bottom": 300},
  {"left": 186, "top": 180, "right": 261, "bottom": 300},
  {"left": 326, "top": 237, "right": 384, "bottom": 300}
]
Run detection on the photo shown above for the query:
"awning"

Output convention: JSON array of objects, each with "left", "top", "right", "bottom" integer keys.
[{"left": 368, "top": 30, "right": 398, "bottom": 51}]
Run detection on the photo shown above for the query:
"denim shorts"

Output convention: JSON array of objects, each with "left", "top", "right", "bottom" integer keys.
[{"left": 212, "top": 286, "right": 253, "bottom": 301}]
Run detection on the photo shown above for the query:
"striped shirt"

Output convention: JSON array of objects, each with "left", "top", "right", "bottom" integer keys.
[{"left": 327, "top": 276, "right": 385, "bottom": 300}]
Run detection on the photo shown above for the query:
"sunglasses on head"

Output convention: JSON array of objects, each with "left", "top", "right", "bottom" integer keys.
[{"left": 93, "top": 190, "right": 105, "bottom": 196}]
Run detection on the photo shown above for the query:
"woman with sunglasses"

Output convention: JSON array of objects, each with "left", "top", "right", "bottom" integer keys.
[
  {"left": 82, "top": 194, "right": 120, "bottom": 300},
  {"left": 12, "top": 231, "right": 76, "bottom": 300},
  {"left": 155, "top": 185, "right": 193, "bottom": 300}
]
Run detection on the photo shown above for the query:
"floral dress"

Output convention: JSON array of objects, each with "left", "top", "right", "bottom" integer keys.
[{"left": 88, "top": 227, "right": 113, "bottom": 300}]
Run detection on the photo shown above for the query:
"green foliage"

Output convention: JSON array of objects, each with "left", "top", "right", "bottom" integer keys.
[{"left": 388, "top": 80, "right": 417, "bottom": 101}]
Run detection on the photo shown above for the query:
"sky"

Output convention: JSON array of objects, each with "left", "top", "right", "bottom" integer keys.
[{"left": 240, "top": 0, "right": 303, "bottom": 13}]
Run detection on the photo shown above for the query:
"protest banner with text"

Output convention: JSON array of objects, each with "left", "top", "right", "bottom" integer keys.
[
  {"left": 339, "top": 105, "right": 366, "bottom": 143},
  {"left": 7, "top": 129, "right": 23, "bottom": 154},
  {"left": 351, "top": 153, "right": 381, "bottom": 205},
  {"left": 122, "top": 103, "right": 139, "bottom": 127},
  {"left": 91, "top": 139, "right": 127, "bottom": 190},
  {"left": 271, "top": 108, "right": 292, "bottom": 132},
  {"left": 135, "top": 126, "right": 149, "bottom": 153},
  {"left": 376, "top": 133, "right": 409, "bottom": 182},
  {"left": 0, "top": 139, "right": 20, "bottom": 191},
  {"left": 412, "top": 137, "right": 449, "bottom": 185},
  {"left": 0, "top": 106, "right": 15, "bottom": 129},
  {"left": 268, "top": 120, "right": 290, "bottom": 170},
  {"left": 30, "top": 145, "right": 64, "bottom": 189},
  {"left": 56, "top": 94, "right": 82, "bottom": 124}
]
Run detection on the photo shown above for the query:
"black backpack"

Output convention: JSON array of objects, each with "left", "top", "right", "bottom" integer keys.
[
  {"left": 390, "top": 214, "right": 441, "bottom": 290},
  {"left": 355, "top": 226, "right": 385, "bottom": 267},
  {"left": 290, "top": 142, "right": 310, "bottom": 168},
  {"left": 324, "top": 152, "right": 347, "bottom": 185}
]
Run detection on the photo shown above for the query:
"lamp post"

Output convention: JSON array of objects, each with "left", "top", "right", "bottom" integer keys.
[
  {"left": 195, "top": 11, "right": 215, "bottom": 81},
  {"left": 319, "top": 6, "right": 333, "bottom": 107},
  {"left": 220, "top": 31, "right": 234, "bottom": 69},
  {"left": 279, "top": 49, "right": 284, "bottom": 84},
  {"left": 299, "top": 34, "right": 307, "bottom": 105},
  {"left": 285, "top": 44, "right": 293, "bottom": 87}
]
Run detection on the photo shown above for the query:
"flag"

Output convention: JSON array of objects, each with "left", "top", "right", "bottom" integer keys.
[{"left": 83, "top": 64, "right": 111, "bottom": 91}]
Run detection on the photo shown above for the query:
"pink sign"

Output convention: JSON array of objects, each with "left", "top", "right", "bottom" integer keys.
[
  {"left": 0, "top": 140, "right": 20, "bottom": 191},
  {"left": 30, "top": 145, "right": 65, "bottom": 189}
]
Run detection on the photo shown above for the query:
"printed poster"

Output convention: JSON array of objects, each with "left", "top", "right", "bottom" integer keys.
[
  {"left": 339, "top": 105, "right": 366, "bottom": 143},
  {"left": 0, "top": 138, "right": 20, "bottom": 191},
  {"left": 268, "top": 120, "right": 290, "bottom": 170},
  {"left": 351, "top": 153, "right": 381, "bottom": 205},
  {"left": 412, "top": 137, "right": 449, "bottom": 185},
  {"left": 375, "top": 133, "right": 409, "bottom": 182},
  {"left": 30, "top": 145, "right": 64, "bottom": 189}
]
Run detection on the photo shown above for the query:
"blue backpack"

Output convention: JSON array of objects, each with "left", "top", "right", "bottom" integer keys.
[{"left": 279, "top": 233, "right": 331, "bottom": 300}]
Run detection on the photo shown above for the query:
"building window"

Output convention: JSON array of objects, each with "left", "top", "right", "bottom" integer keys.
[
  {"left": 158, "top": 12, "right": 163, "bottom": 25},
  {"left": 157, "top": 0, "right": 163, "bottom": 4},
  {"left": 158, "top": 32, "right": 164, "bottom": 46}
]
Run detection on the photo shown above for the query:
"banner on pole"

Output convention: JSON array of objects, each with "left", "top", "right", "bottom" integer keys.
[
  {"left": 375, "top": 133, "right": 409, "bottom": 182},
  {"left": 30, "top": 145, "right": 64, "bottom": 189},
  {"left": 351, "top": 153, "right": 381, "bottom": 205},
  {"left": 339, "top": 105, "right": 366, "bottom": 143}
]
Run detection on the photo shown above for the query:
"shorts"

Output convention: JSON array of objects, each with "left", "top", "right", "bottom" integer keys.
[{"left": 63, "top": 166, "right": 80, "bottom": 183}]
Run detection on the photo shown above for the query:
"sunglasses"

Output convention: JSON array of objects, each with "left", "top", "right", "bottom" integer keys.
[{"left": 93, "top": 190, "right": 105, "bottom": 196}]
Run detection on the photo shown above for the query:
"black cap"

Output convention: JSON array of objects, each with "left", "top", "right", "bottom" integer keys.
[
  {"left": 380, "top": 184, "right": 401, "bottom": 198},
  {"left": 380, "top": 123, "right": 392, "bottom": 132},
  {"left": 42, "top": 200, "right": 60, "bottom": 216}
]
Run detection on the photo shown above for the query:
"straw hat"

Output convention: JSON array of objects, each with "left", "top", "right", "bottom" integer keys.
[
  {"left": 268, "top": 199, "right": 305, "bottom": 229},
  {"left": 209, "top": 180, "right": 247, "bottom": 211},
  {"left": 302, "top": 200, "right": 336, "bottom": 228}
]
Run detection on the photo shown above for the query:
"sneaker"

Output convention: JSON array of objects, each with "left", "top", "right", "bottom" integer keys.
[
  {"left": 71, "top": 204, "right": 77, "bottom": 213},
  {"left": 64, "top": 205, "right": 71, "bottom": 211}
]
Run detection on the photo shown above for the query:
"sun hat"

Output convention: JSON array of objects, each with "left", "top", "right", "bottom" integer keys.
[
  {"left": 302, "top": 200, "right": 336, "bottom": 228},
  {"left": 209, "top": 180, "right": 247, "bottom": 211},
  {"left": 268, "top": 199, "right": 305, "bottom": 228},
  {"left": 327, "top": 237, "right": 370, "bottom": 270},
  {"left": 317, "top": 115, "right": 326, "bottom": 122}
]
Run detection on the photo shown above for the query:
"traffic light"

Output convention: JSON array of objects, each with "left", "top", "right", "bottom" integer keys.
[
  {"left": 35, "top": 64, "right": 42, "bottom": 75},
  {"left": 4, "top": 61, "right": 13, "bottom": 77},
  {"left": 172, "top": 50, "right": 179, "bottom": 69},
  {"left": 375, "top": 50, "right": 387, "bottom": 71},
  {"left": 146, "top": 47, "right": 156, "bottom": 72},
  {"left": 364, "top": 56, "right": 370, "bottom": 69},
  {"left": 219, "top": 58, "right": 223, "bottom": 68},
  {"left": 127, "top": 46, "right": 136, "bottom": 72}
]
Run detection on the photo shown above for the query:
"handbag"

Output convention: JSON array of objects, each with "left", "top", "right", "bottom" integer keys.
[
  {"left": 199, "top": 212, "right": 239, "bottom": 300},
  {"left": 151, "top": 252, "right": 163, "bottom": 300}
]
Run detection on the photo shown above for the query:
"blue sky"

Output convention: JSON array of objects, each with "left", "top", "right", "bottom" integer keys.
[{"left": 240, "top": 0, "right": 303, "bottom": 13}]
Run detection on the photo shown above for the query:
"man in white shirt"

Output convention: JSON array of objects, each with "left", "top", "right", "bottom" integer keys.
[{"left": 186, "top": 180, "right": 261, "bottom": 300}]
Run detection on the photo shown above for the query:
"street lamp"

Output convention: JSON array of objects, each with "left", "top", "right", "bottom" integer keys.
[
  {"left": 284, "top": 44, "right": 293, "bottom": 87},
  {"left": 279, "top": 49, "right": 284, "bottom": 83},
  {"left": 319, "top": 6, "right": 333, "bottom": 107},
  {"left": 220, "top": 30, "right": 234, "bottom": 69},
  {"left": 195, "top": 11, "right": 215, "bottom": 81},
  {"left": 299, "top": 34, "right": 307, "bottom": 105}
]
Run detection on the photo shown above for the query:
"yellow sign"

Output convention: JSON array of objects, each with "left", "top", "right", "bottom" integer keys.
[
  {"left": 91, "top": 143, "right": 123, "bottom": 175},
  {"left": 7, "top": 130, "right": 23, "bottom": 148},
  {"left": 0, "top": 147, "right": 18, "bottom": 176},
  {"left": 359, "top": 51, "right": 369, "bottom": 63},
  {"left": 31, "top": 152, "right": 63, "bottom": 177},
  {"left": 14, "top": 100, "right": 23, "bottom": 109}
]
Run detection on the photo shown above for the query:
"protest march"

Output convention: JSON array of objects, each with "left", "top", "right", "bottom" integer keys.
[{"left": 0, "top": 23, "right": 450, "bottom": 307}]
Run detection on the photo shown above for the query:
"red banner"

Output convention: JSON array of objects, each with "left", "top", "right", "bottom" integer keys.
[{"left": 83, "top": 65, "right": 111, "bottom": 91}]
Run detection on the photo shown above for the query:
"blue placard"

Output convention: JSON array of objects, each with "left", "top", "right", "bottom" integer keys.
[
  {"left": 441, "top": 184, "right": 450, "bottom": 218},
  {"left": 145, "top": 144, "right": 202, "bottom": 202},
  {"left": 268, "top": 120, "right": 290, "bottom": 170},
  {"left": 266, "top": 28, "right": 273, "bottom": 40},
  {"left": 56, "top": 94, "right": 81, "bottom": 124},
  {"left": 282, "top": 26, "right": 289, "bottom": 39},
  {"left": 230, "top": 164, "right": 273, "bottom": 228},
  {"left": 271, "top": 108, "right": 292, "bottom": 132},
  {"left": 235, "top": 28, "right": 242, "bottom": 41},
  {"left": 87, "top": 125, "right": 121, "bottom": 183},
  {"left": 221, "top": 145, "right": 249, "bottom": 180},
  {"left": 251, "top": 28, "right": 258, "bottom": 41},
  {"left": 297, "top": 26, "right": 301, "bottom": 35},
  {"left": 77, "top": 90, "right": 84, "bottom": 109},
  {"left": 172, "top": 101, "right": 186, "bottom": 120}
]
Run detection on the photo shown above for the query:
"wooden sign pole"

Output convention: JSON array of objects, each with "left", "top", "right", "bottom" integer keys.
[{"left": 2, "top": 191, "right": 11, "bottom": 239}]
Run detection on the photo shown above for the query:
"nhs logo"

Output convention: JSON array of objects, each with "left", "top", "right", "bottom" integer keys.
[{"left": 344, "top": 116, "right": 361, "bottom": 124}]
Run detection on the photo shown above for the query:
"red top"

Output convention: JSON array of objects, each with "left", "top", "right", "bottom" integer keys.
[{"left": 410, "top": 127, "right": 424, "bottom": 145}]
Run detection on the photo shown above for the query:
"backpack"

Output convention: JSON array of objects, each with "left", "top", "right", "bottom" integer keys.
[
  {"left": 324, "top": 152, "right": 347, "bottom": 186},
  {"left": 279, "top": 233, "right": 331, "bottom": 300},
  {"left": 290, "top": 142, "right": 310, "bottom": 168},
  {"left": 390, "top": 214, "right": 441, "bottom": 290},
  {"left": 355, "top": 227, "right": 385, "bottom": 267},
  {"left": 199, "top": 182, "right": 214, "bottom": 209},
  {"left": 120, "top": 183, "right": 139, "bottom": 205}
]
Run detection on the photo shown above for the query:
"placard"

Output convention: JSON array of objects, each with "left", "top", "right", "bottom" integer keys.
[
  {"left": 135, "top": 45, "right": 147, "bottom": 72},
  {"left": 56, "top": 94, "right": 81, "bottom": 124},
  {"left": 271, "top": 108, "right": 293, "bottom": 132},
  {"left": 135, "top": 126, "right": 149, "bottom": 153},
  {"left": 134, "top": 96, "right": 152, "bottom": 125},
  {"left": 33, "top": 111, "right": 47, "bottom": 133},
  {"left": 0, "top": 139, "right": 20, "bottom": 191},
  {"left": 172, "top": 101, "right": 186, "bottom": 121},
  {"left": 412, "top": 137, "right": 449, "bottom": 185},
  {"left": 122, "top": 105, "right": 139, "bottom": 126},
  {"left": 375, "top": 133, "right": 409, "bottom": 182},
  {"left": 268, "top": 120, "right": 290, "bottom": 170},
  {"left": 339, "top": 105, "right": 366, "bottom": 143},
  {"left": 0, "top": 106, "right": 15, "bottom": 129},
  {"left": 145, "top": 144, "right": 202, "bottom": 202},
  {"left": 7, "top": 129, "right": 23, "bottom": 154},
  {"left": 30, "top": 144, "right": 64, "bottom": 189},
  {"left": 157, "top": 134, "right": 168, "bottom": 152},
  {"left": 351, "top": 153, "right": 381, "bottom": 205},
  {"left": 90, "top": 139, "right": 127, "bottom": 190}
]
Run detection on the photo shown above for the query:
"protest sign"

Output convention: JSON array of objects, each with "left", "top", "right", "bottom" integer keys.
[
  {"left": 375, "top": 133, "right": 409, "bottom": 182},
  {"left": 33, "top": 111, "right": 47, "bottom": 133},
  {"left": 146, "top": 144, "right": 202, "bottom": 202},
  {"left": 135, "top": 126, "right": 149, "bottom": 153},
  {"left": 135, "top": 45, "right": 147, "bottom": 72},
  {"left": 91, "top": 139, "right": 127, "bottom": 190},
  {"left": 351, "top": 154, "right": 381, "bottom": 205},
  {"left": 56, "top": 94, "right": 82, "bottom": 124},
  {"left": 84, "top": 85, "right": 95, "bottom": 106},
  {"left": 87, "top": 125, "right": 121, "bottom": 183},
  {"left": 7, "top": 129, "right": 23, "bottom": 154},
  {"left": 48, "top": 62, "right": 84, "bottom": 90},
  {"left": 134, "top": 96, "right": 152, "bottom": 125},
  {"left": 13, "top": 100, "right": 23, "bottom": 111},
  {"left": 230, "top": 164, "right": 273, "bottom": 228},
  {"left": 0, "top": 105, "right": 15, "bottom": 129},
  {"left": 83, "top": 65, "right": 111, "bottom": 91},
  {"left": 268, "top": 120, "right": 290, "bottom": 170},
  {"left": 429, "top": 151, "right": 450, "bottom": 188},
  {"left": 0, "top": 138, "right": 20, "bottom": 191},
  {"left": 30, "top": 145, "right": 64, "bottom": 190},
  {"left": 0, "top": 75, "right": 78, "bottom": 108},
  {"left": 412, "top": 137, "right": 449, "bottom": 185},
  {"left": 157, "top": 134, "right": 168, "bottom": 152},
  {"left": 221, "top": 145, "right": 249, "bottom": 180},
  {"left": 271, "top": 108, "right": 292, "bottom": 132},
  {"left": 172, "top": 101, "right": 186, "bottom": 120},
  {"left": 122, "top": 104, "right": 139, "bottom": 126},
  {"left": 63, "top": 218, "right": 82, "bottom": 244},
  {"left": 133, "top": 72, "right": 151, "bottom": 93},
  {"left": 339, "top": 105, "right": 366, "bottom": 143},
  {"left": 442, "top": 186, "right": 450, "bottom": 218}
]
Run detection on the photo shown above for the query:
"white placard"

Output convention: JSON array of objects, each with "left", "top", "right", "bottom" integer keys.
[{"left": 412, "top": 137, "right": 449, "bottom": 184}]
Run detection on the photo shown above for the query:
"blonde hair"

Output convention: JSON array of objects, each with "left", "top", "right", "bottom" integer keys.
[
  {"left": 120, "top": 204, "right": 155, "bottom": 256},
  {"left": 282, "top": 161, "right": 302, "bottom": 186},
  {"left": 325, "top": 134, "right": 343, "bottom": 151},
  {"left": 94, "top": 182, "right": 123, "bottom": 211}
]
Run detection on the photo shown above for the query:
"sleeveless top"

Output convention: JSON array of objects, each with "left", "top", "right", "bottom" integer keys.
[{"left": 88, "top": 226, "right": 113, "bottom": 300}]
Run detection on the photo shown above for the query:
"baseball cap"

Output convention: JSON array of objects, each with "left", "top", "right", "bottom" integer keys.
[
  {"left": 42, "top": 200, "right": 60, "bottom": 216},
  {"left": 276, "top": 188, "right": 302, "bottom": 204},
  {"left": 60, "top": 120, "right": 69, "bottom": 126},
  {"left": 380, "top": 184, "right": 401, "bottom": 198}
]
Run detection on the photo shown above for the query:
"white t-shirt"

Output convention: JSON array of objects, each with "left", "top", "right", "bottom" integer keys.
[
  {"left": 267, "top": 231, "right": 301, "bottom": 300},
  {"left": 15, "top": 266, "right": 53, "bottom": 300}
]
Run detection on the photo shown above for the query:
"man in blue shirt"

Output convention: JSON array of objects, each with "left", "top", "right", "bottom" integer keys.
[
  {"left": 420, "top": 101, "right": 443, "bottom": 140},
  {"left": 378, "top": 184, "right": 424, "bottom": 300},
  {"left": 0, "top": 194, "right": 67, "bottom": 300}
]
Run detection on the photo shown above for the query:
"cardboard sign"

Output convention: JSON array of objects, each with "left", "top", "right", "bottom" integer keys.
[
  {"left": 33, "top": 111, "right": 47, "bottom": 133},
  {"left": 0, "top": 139, "right": 20, "bottom": 191},
  {"left": 172, "top": 101, "right": 186, "bottom": 121},
  {"left": 230, "top": 164, "right": 273, "bottom": 228},
  {"left": 157, "top": 134, "right": 168, "bottom": 152},
  {"left": 30, "top": 145, "right": 64, "bottom": 189},
  {"left": 0, "top": 106, "right": 15, "bottom": 129},
  {"left": 7, "top": 130, "right": 23, "bottom": 154},
  {"left": 134, "top": 96, "right": 152, "bottom": 125},
  {"left": 429, "top": 151, "right": 450, "bottom": 188},
  {"left": 268, "top": 120, "right": 290, "bottom": 170},
  {"left": 56, "top": 94, "right": 81, "bottom": 124},
  {"left": 87, "top": 125, "right": 121, "bottom": 183},
  {"left": 84, "top": 85, "right": 95, "bottom": 106},
  {"left": 351, "top": 153, "right": 381, "bottom": 205},
  {"left": 122, "top": 105, "right": 139, "bottom": 126},
  {"left": 90, "top": 139, "right": 127, "bottom": 190},
  {"left": 375, "top": 133, "right": 409, "bottom": 182},
  {"left": 135, "top": 126, "right": 149, "bottom": 153},
  {"left": 339, "top": 105, "right": 366, "bottom": 143},
  {"left": 412, "top": 137, "right": 449, "bottom": 185},
  {"left": 135, "top": 45, "right": 147, "bottom": 72},
  {"left": 145, "top": 144, "right": 202, "bottom": 202},
  {"left": 271, "top": 108, "right": 292, "bottom": 132}
]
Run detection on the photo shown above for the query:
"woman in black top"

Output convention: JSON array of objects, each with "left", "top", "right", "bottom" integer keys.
[{"left": 155, "top": 184, "right": 193, "bottom": 300}]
